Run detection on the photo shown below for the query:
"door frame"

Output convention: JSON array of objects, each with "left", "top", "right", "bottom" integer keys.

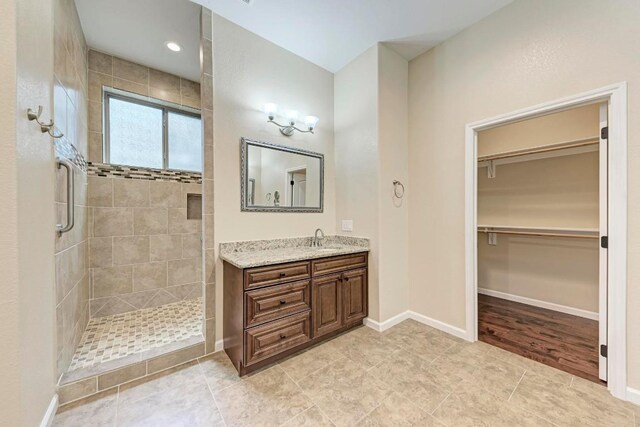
[{"left": 463, "top": 82, "right": 627, "bottom": 399}]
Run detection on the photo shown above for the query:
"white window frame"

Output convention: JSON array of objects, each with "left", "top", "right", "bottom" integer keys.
[{"left": 103, "top": 88, "right": 202, "bottom": 172}]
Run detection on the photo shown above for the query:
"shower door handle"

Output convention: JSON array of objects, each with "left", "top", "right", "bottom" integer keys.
[{"left": 56, "top": 158, "right": 74, "bottom": 235}]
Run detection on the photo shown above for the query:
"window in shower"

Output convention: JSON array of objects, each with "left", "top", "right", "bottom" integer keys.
[{"left": 104, "top": 91, "right": 202, "bottom": 172}]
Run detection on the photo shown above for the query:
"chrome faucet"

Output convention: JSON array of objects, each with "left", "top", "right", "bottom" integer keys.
[{"left": 312, "top": 228, "right": 325, "bottom": 247}]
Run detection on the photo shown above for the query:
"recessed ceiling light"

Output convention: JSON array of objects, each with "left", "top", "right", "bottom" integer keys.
[{"left": 166, "top": 42, "right": 182, "bottom": 52}]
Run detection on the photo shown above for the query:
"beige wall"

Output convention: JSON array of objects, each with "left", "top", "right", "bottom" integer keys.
[
  {"left": 377, "top": 44, "right": 410, "bottom": 321},
  {"left": 87, "top": 177, "right": 202, "bottom": 317},
  {"left": 408, "top": 0, "right": 640, "bottom": 388},
  {"left": 335, "top": 45, "right": 380, "bottom": 319},
  {"left": 53, "top": 0, "right": 90, "bottom": 379},
  {"left": 1, "top": 0, "right": 57, "bottom": 424},
  {"left": 334, "top": 44, "right": 410, "bottom": 322},
  {"left": 211, "top": 14, "right": 336, "bottom": 337},
  {"left": 86, "top": 49, "right": 201, "bottom": 163}
]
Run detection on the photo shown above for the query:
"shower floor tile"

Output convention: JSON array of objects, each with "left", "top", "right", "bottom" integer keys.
[{"left": 68, "top": 298, "right": 203, "bottom": 372}]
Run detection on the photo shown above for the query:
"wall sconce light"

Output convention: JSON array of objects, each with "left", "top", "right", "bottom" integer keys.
[{"left": 263, "top": 103, "right": 319, "bottom": 136}]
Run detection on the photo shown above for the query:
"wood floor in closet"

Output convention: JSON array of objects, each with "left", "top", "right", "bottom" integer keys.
[{"left": 478, "top": 294, "right": 602, "bottom": 384}]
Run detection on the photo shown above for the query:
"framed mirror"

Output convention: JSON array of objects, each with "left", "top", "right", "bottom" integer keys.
[{"left": 240, "top": 137, "right": 324, "bottom": 212}]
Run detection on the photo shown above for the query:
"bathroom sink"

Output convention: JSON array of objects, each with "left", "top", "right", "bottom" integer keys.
[{"left": 312, "top": 246, "right": 342, "bottom": 252}]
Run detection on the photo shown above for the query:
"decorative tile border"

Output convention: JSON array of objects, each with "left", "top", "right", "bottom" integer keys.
[
  {"left": 87, "top": 162, "right": 202, "bottom": 183},
  {"left": 55, "top": 137, "right": 88, "bottom": 172}
]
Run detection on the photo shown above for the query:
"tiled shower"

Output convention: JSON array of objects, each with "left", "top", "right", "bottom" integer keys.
[{"left": 53, "top": 0, "right": 215, "bottom": 400}]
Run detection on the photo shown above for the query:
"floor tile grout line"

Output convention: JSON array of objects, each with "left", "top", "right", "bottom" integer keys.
[
  {"left": 429, "top": 391, "right": 452, "bottom": 416},
  {"left": 199, "top": 361, "right": 228, "bottom": 427},
  {"left": 507, "top": 370, "right": 526, "bottom": 402},
  {"left": 280, "top": 364, "right": 337, "bottom": 426}
]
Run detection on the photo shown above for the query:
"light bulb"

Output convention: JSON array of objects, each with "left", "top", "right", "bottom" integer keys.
[
  {"left": 286, "top": 110, "right": 299, "bottom": 125},
  {"left": 263, "top": 103, "right": 278, "bottom": 120},
  {"left": 304, "top": 115, "right": 319, "bottom": 131}
]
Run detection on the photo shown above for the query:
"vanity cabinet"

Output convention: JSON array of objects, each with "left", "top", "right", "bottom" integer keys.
[{"left": 223, "top": 252, "right": 368, "bottom": 375}]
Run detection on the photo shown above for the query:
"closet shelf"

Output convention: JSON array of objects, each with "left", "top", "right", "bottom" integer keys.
[
  {"left": 477, "top": 225, "right": 599, "bottom": 240},
  {"left": 477, "top": 136, "right": 599, "bottom": 163}
]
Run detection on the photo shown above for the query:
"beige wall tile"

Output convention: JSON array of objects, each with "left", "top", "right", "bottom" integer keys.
[
  {"left": 113, "top": 179, "right": 149, "bottom": 207},
  {"left": 93, "top": 265, "right": 133, "bottom": 298},
  {"left": 93, "top": 207, "right": 133, "bottom": 237},
  {"left": 87, "top": 176, "right": 112, "bottom": 207},
  {"left": 205, "top": 318, "right": 215, "bottom": 355},
  {"left": 88, "top": 101, "right": 102, "bottom": 133},
  {"left": 88, "top": 71, "right": 112, "bottom": 102},
  {"left": 205, "top": 283, "right": 215, "bottom": 319},
  {"left": 149, "top": 234, "right": 183, "bottom": 261},
  {"left": 133, "top": 261, "right": 168, "bottom": 291},
  {"left": 55, "top": 243, "right": 86, "bottom": 303},
  {"left": 88, "top": 50, "right": 112, "bottom": 74},
  {"left": 134, "top": 208, "right": 168, "bottom": 235},
  {"left": 201, "top": 74, "right": 213, "bottom": 110},
  {"left": 149, "top": 181, "right": 182, "bottom": 208},
  {"left": 149, "top": 87, "right": 181, "bottom": 105},
  {"left": 112, "top": 77, "right": 148, "bottom": 97},
  {"left": 182, "top": 234, "right": 202, "bottom": 258},
  {"left": 58, "top": 377, "right": 97, "bottom": 405},
  {"left": 146, "top": 344, "right": 205, "bottom": 375},
  {"left": 205, "top": 249, "right": 215, "bottom": 285},
  {"left": 88, "top": 132, "right": 103, "bottom": 163},
  {"left": 180, "top": 79, "right": 200, "bottom": 99},
  {"left": 168, "top": 258, "right": 198, "bottom": 286},
  {"left": 168, "top": 208, "right": 200, "bottom": 234},
  {"left": 180, "top": 96, "right": 200, "bottom": 109},
  {"left": 113, "top": 57, "right": 148, "bottom": 85},
  {"left": 97, "top": 362, "right": 146, "bottom": 391},
  {"left": 113, "top": 236, "right": 150, "bottom": 265},
  {"left": 89, "top": 237, "right": 112, "bottom": 268},
  {"left": 202, "top": 39, "right": 212, "bottom": 75},
  {"left": 203, "top": 179, "right": 213, "bottom": 214},
  {"left": 204, "top": 214, "right": 214, "bottom": 249},
  {"left": 149, "top": 68, "right": 180, "bottom": 93}
]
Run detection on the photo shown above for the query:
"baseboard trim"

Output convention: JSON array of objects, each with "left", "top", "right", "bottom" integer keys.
[
  {"left": 627, "top": 387, "right": 640, "bottom": 406},
  {"left": 214, "top": 339, "right": 224, "bottom": 353},
  {"left": 478, "top": 288, "right": 599, "bottom": 321},
  {"left": 364, "top": 311, "right": 411, "bottom": 332},
  {"left": 40, "top": 394, "right": 58, "bottom": 427},
  {"left": 365, "top": 310, "right": 469, "bottom": 341}
]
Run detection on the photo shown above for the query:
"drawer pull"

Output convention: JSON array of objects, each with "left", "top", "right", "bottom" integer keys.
[
  {"left": 279, "top": 299, "right": 286, "bottom": 305},
  {"left": 344, "top": 277, "right": 349, "bottom": 281},
  {"left": 280, "top": 272, "right": 286, "bottom": 277},
  {"left": 280, "top": 334, "right": 287, "bottom": 340}
]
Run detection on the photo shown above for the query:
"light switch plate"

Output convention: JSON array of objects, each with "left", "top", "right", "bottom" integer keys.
[{"left": 341, "top": 220, "right": 353, "bottom": 232}]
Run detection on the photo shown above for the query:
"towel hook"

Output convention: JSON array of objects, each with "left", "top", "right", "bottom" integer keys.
[
  {"left": 392, "top": 180, "right": 405, "bottom": 199},
  {"left": 27, "top": 106, "right": 64, "bottom": 139}
]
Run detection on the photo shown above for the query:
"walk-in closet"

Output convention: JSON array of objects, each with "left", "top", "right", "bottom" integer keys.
[{"left": 476, "top": 103, "right": 607, "bottom": 384}]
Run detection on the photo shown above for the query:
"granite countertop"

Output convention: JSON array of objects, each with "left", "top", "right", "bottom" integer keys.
[{"left": 219, "top": 235, "right": 369, "bottom": 269}]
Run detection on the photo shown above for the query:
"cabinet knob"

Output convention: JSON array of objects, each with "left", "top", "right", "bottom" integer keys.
[
  {"left": 279, "top": 272, "right": 286, "bottom": 277},
  {"left": 279, "top": 299, "right": 286, "bottom": 305},
  {"left": 344, "top": 277, "right": 349, "bottom": 282},
  {"left": 280, "top": 334, "right": 287, "bottom": 340}
]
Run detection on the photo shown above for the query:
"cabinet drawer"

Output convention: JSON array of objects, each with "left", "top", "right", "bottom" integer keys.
[
  {"left": 311, "top": 253, "right": 367, "bottom": 276},
  {"left": 245, "top": 280, "right": 311, "bottom": 328},
  {"left": 244, "top": 311, "right": 311, "bottom": 366},
  {"left": 244, "top": 262, "right": 311, "bottom": 290}
]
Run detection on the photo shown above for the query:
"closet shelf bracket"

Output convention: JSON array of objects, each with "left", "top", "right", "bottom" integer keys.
[{"left": 487, "top": 160, "right": 496, "bottom": 179}]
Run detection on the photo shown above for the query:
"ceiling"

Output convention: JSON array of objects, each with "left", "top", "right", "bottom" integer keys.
[
  {"left": 196, "top": 0, "right": 513, "bottom": 72},
  {"left": 75, "top": 0, "right": 513, "bottom": 80},
  {"left": 75, "top": 0, "right": 202, "bottom": 81}
]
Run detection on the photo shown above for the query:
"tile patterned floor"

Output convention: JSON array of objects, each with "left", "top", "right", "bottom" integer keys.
[
  {"left": 54, "top": 319, "right": 640, "bottom": 427},
  {"left": 68, "top": 298, "right": 203, "bottom": 371}
]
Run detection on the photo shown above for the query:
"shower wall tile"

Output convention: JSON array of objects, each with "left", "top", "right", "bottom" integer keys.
[
  {"left": 149, "top": 234, "right": 183, "bottom": 261},
  {"left": 87, "top": 176, "right": 112, "bottom": 206},
  {"left": 133, "top": 262, "right": 168, "bottom": 292},
  {"left": 113, "top": 57, "right": 149, "bottom": 85},
  {"left": 134, "top": 207, "right": 168, "bottom": 235},
  {"left": 113, "top": 178, "right": 149, "bottom": 207},
  {"left": 88, "top": 49, "right": 112, "bottom": 75},
  {"left": 113, "top": 236, "right": 150, "bottom": 265},
  {"left": 88, "top": 178, "right": 201, "bottom": 317},
  {"left": 93, "top": 265, "right": 133, "bottom": 298},
  {"left": 93, "top": 207, "right": 133, "bottom": 236},
  {"left": 89, "top": 237, "right": 112, "bottom": 268}
]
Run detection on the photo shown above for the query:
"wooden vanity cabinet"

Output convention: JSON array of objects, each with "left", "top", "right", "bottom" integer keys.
[{"left": 223, "top": 252, "right": 368, "bottom": 375}]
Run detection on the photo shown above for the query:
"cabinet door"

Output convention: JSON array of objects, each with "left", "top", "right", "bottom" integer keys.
[
  {"left": 342, "top": 268, "right": 368, "bottom": 325},
  {"left": 312, "top": 273, "right": 343, "bottom": 338}
]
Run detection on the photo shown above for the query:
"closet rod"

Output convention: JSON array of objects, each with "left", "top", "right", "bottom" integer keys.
[
  {"left": 477, "top": 229, "right": 598, "bottom": 239},
  {"left": 478, "top": 137, "right": 599, "bottom": 162}
]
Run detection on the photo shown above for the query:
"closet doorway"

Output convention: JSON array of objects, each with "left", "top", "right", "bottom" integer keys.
[{"left": 464, "top": 83, "right": 628, "bottom": 398}]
